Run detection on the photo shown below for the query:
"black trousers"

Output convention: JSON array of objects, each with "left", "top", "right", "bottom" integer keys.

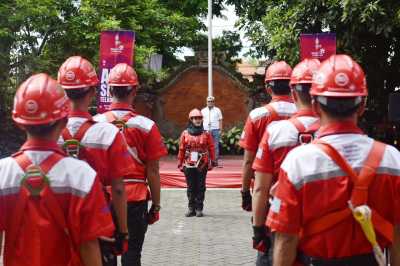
[
  {"left": 121, "top": 201, "right": 149, "bottom": 266},
  {"left": 184, "top": 167, "right": 207, "bottom": 210}
]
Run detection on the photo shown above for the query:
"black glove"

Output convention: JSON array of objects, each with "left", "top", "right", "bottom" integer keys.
[
  {"left": 252, "top": 226, "right": 271, "bottom": 253},
  {"left": 114, "top": 231, "right": 129, "bottom": 255},
  {"left": 241, "top": 190, "right": 252, "bottom": 211},
  {"left": 212, "top": 160, "right": 218, "bottom": 167}
]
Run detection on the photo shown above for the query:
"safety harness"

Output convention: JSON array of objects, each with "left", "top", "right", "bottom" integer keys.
[
  {"left": 61, "top": 120, "right": 95, "bottom": 159},
  {"left": 301, "top": 140, "right": 391, "bottom": 266},
  {"left": 183, "top": 132, "right": 210, "bottom": 169},
  {"left": 104, "top": 111, "right": 131, "bottom": 132},
  {"left": 288, "top": 117, "right": 319, "bottom": 145},
  {"left": 265, "top": 104, "right": 292, "bottom": 121},
  {"left": 10, "top": 151, "right": 80, "bottom": 266},
  {"left": 103, "top": 111, "right": 147, "bottom": 184}
]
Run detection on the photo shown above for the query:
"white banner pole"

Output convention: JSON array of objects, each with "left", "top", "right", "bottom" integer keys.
[{"left": 207, "top": 0, "right": 213, "bottom": 97}]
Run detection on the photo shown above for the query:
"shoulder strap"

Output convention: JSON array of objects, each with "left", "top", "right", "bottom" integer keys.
[
  {"left": 104, "top": 111, "right": 132, "bottom": 123},
  {"left": 62, "top": 120, "right": 95, "bottom": 158},
  {"left": 62, "top": 120, "right": 95, "bottom": 142},
  {"left": 289, "top": 117, "right": 306, "bottom": 133},
  {"left": 104, "top": 111, "right": 117, "bottom": 123},
  {"left": 11, "top": 152, "right": 80, "bottom": 264},
  {"left": 290, "top": 117, "right": 318, "bottom": 144},
  {"left": 61, "top": 128, "right": 72, "bottom": 142},
  {"left": 314, "top": 140, "right": 385, "bottom": 205},
  {"left": 265, "top": 104, "right": 279, "bottom": 121},
  {"left": 313, "top": 139, "right": 360, "bottom": 181},
  {"left": 105, "top": 111, "right": 131, "bottom": 131},
  {"left": 302, "top": 140, "right": 392, "bottom": 242},
  {"left": 13, "top": 152, "right": 64, "bottom": 174}
]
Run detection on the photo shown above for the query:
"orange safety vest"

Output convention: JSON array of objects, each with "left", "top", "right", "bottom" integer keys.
[{"left": 300, "top": 140, "right": 393, "bottom": 243}]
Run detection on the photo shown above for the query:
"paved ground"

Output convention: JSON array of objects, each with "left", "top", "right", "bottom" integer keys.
[
  {"left": 141, "top": 189, "right": 256, "bottom": 266},
  {"left": 0, "top": 189, "right": 256, "bottom": 266}
]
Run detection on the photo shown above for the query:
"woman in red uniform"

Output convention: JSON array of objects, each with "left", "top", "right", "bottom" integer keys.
[{"left": 178, "top": 109, "right": 216, "bottom": 217}]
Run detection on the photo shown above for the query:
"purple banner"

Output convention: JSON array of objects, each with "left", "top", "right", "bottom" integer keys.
[
  {"left": 300, "top": 33, "right": 336, "bottom": 61},
  {"left": 98, "top": 30, "right": 135, "bottom": 113}
]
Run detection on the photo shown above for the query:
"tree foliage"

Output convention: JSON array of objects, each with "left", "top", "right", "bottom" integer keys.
[
  {"left": 0, "top": 0, "right": 226, "bottom": 140},
  {"left": 227, "top": 0, "right": 400, "bottom": 137}
]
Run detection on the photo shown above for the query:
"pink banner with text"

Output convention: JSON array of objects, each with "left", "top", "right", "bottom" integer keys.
[
  {"left": 97, "top": 30, "right": 135, "bottom": 113},
  {"left": 300, "top": 33, "right": 336, "bottom": 61}
]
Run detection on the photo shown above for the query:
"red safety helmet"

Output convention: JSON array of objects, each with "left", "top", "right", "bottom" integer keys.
[
  {"left": 188, "top": 109, "right": 203, "bottom": 119},
  {"left": 290, "top": 58, "right": 321, "bottom": 85},
  {"left": 109, "top": 63, "right": 139, "bottom": 87},
  {"left": 310, "top": 54, "right": 368, "bottom": 97},
  {"left": 13, "top": 73, "right": 70, "bottom": 126},
  {"left": 58, "top": 56, "right": 99, "bottom": 89},
  {"left": 265, "top": 61, "right": 292, "bottom": 82}
]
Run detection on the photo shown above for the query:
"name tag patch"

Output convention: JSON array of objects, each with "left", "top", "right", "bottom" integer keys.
[
  {"left": 190, "top": 152, "right": 199, "bottom": 162},
  {"left": 256, "top": 147, "right": 263, "bottom": 159},
  {"left": 271, "top": 197, "right": 281, "bottom": 213}
]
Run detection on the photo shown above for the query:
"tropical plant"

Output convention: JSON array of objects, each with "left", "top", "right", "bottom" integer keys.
[
  {"left": 164, "top": 137, "right": 180, "bottom": 155},
  {"left": 219, "top": 126, "right": 243, "bottom": 155}
]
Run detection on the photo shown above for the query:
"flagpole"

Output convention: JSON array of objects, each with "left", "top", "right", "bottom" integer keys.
[{"left": 208, "top": 0, "right": 213, "bottom": 97}]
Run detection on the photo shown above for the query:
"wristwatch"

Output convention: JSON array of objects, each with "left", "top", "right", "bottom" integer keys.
[{"left": 152, "top": 204, "right": 161, "bottom": 212}]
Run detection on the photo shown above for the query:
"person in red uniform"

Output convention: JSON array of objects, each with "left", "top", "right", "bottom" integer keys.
[
  {"left": 240, "top": 61, "right": 296, "bottom": 214},
  {"left": 250, "top": 58, "right": 320, "bottom": 266},
  {"left": 57, "top": 56, "right": 132, "bottom": 265},
  {"left": 178, "top": 109, "right": 216, "bottom": 217},
  {"left": 0, "top": 73, "right": 114, "bottom": 266},
  {"left": 269, "top": 54, "right": 400, "bottom": 266},
  {"left": 94, "top": 63, "right": 167, "bottom": 266}
]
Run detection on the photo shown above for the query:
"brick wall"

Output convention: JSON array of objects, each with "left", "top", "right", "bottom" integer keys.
[{"left": 159, "top": 67, "right": 249, "bottom": 137}]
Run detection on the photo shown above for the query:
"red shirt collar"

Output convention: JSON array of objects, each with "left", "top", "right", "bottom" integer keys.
[
  {"left": 291, "top": 108, "right": 315, "bottom": 118},
  {"left": 20, "top": 139, "right": 65, "bottom": 154},
  {"left": 110, "top": 102, "right": 135, "bottom": 112},
  {"left": 317, "top": 121, "right": 364, "bottom": 138},
  {"left": 271, "top": 95, "right": 293, "bottom": 103},
  {"left": 68, "top": 110, "right": 92, "bottom": 120}
]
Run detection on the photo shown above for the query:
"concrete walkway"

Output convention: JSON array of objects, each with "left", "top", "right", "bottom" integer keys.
[
  {"left": 0, "top": 189, "right": 256, "bottom": 266},
  {"left": 141, "top": 189, "right": 255, "bottom": 266}
]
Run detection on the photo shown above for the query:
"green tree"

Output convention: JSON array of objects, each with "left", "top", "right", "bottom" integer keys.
[
  {"left": 227, "top": 0, "right": 400, "bottom": 138},
  {"left": 0, "top": 0, "right": 226, "bottom": 154}
]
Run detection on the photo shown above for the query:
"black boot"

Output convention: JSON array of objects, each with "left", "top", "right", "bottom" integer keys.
[
  {"left": 185, "top": 208, "right": 195, "bottom": 217},
  {"left": 195, "top": 209, "right": 203, "bottom": 217}
]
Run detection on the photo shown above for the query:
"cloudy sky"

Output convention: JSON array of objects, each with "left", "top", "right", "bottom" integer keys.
[{"left": 175, "top": 4, "right": 252, "bottom": 60}]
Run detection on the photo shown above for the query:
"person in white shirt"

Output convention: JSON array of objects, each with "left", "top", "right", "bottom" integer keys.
[{"left": 201, "top": 96, "right": 223, "bottom": 166}]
